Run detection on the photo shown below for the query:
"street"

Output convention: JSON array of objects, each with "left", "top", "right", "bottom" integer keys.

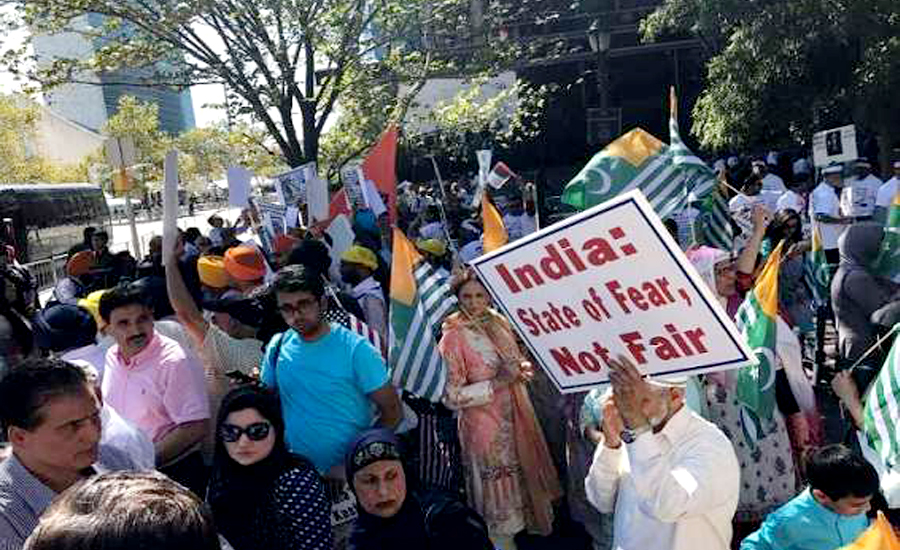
[{"left": 108, "top": 205, "right": 244, "bottom": 257}]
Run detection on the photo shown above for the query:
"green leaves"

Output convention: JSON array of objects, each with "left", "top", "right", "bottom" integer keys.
[{"left": 644, "top": 0, "right": 900, "bottom": 158}]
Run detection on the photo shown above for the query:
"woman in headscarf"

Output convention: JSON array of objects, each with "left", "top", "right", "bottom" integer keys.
[
  {"left": 831, "top": 222, "right": 898, "bottom": 378},
  {"left": 207, "top": 386, "right": 332, "bottom": 550},
  {"left": 686, "top": 240, "right": 800, "bottom": 541},
  {"left": 346, "top": 428, "right": 493, "bottom": 550},
  {"left": 438, "top": 268, "right": 562, "bottom": 550}
]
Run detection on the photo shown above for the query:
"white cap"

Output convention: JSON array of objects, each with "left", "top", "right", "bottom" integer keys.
[
  {"left": 793, "top": 158, "right": 811, "bottom": 175},
  {"left": 893, "top": 161, "right": 900, "bottom": 169},
  {"left": 822, "top": 164, "right": 843, "bottom": 175},
  {"left": 767, "top": 151, "right": 778, "bottom": 166},
  {"left": 727, "top": 156, "right": 739, "bottom": 167},
  {"left": 854, "top": 159, "right": 872, "bottom": 168},
  {"left": 647, "top": 374, "right": 689, "bottom": 388}
]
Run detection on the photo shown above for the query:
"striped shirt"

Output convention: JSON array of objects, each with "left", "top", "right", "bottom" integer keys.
[{"left": 0, "top": 446, "right": 137, "bottom": 550}]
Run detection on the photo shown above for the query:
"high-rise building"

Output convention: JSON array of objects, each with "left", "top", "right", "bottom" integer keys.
[{"left": 32, "top": 14, "right": 195, "bottom": 135}]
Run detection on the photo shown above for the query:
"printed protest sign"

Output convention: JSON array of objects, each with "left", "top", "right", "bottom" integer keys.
[
  {"left": 813, "top": 124, "right": 857, "bottom": 168},
  {"left": 471, "top": 190, "right": 754, "bottom": 393},
  {"left": 227, "top": 165, "right": 253, "bottom": 207},
  {"left": 274, "top": 162, "right": 314, "bottom": 206}
]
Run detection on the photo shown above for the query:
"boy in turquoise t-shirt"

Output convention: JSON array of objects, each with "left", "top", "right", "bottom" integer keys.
[{"left": 740, "top": 444, "right": 878, "bottom": 550}]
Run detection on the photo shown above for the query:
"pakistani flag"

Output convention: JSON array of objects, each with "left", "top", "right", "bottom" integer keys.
[
  {"left": 389, "top": 228, "right": 457, "bottom": 402},
  {"left": 863, "top": 325, "right": 900, "bottom": 468},
  {"left": 804, "top": 225, "right": 832, "bottom": 305},
  {"left": 735, "top": 241, "right": 784, "bottom": 446},
  {"left": 874, "top": 192, "right": 900, "bottom": 282}
]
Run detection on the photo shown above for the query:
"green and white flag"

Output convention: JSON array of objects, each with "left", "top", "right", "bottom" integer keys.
[
  {"left": 863, "top": 325, "right": 900, "bottom": 467},
  {"left": 874, "top": 191, "right": 900, "bottom": 282},
  {"left": 735, "top": 241, "right": 784, "bottom": 446},
  {"left": 804, "top": 225, "right": 832, "bottom": 305},
  {"left": 669, "top": 87, "right": 718, "bottom": 199}
]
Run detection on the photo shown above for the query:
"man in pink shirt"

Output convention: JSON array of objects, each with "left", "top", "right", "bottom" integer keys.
[{"left": 99, "top": 283, "right": 210, "bottom": 495}]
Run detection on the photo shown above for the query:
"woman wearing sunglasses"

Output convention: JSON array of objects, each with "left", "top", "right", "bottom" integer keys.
[{"left": 207, "top": 386, "right": 332, "bottom": 550}]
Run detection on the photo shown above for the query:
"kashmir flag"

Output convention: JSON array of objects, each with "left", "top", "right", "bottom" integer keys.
[
  {"left": 389, "top": 228, "right": 458, "bottom": 402},
  {"left": 669, "top": 87, "right": 718, "bottom": 199},
  {"left": 874, "top": 192, "right": 900, "bottom": 281},
  {"left": 735, "top": 241, "right": 784, "bottom": 446},
  {"left": 564, "top": 127, "right": 700, "bottom": 220},
  {"left": 838, "top": 511, "right": 900, "bottom": 550},
  {"left": 482, "top": 192, "right": 508, "bottom": 253},
  {"left": 698, "top": 180, "right": 734, "bottom": 250},
  {"left": 863, "top": 324, "right": 900, "bottom": 468},
  {"left": 805, "top": 224, "right": 832, "bottom": 305}
]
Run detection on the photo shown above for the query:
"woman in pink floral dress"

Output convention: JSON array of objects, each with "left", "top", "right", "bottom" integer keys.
[{"left": 439, "top": 269, "right": 561, "bottom": 550}]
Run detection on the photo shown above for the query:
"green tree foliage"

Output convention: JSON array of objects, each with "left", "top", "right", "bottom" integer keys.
[
  {"left": 642, "top": 0, "right": 900, "bottom": 167},
  {"left": 5, "top": 0, "right": 566, "bottom": 169},
  {"left": 0, "top": 94, "right": 87, "bottom": 183}
]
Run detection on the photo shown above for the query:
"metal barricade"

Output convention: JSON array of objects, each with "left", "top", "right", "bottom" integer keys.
[{"left": 22, "top": 256, "right": 67, "bottom": 292}]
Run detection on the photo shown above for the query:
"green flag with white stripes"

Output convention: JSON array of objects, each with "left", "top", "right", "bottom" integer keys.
[{"left": 863, "top": 326, "right": 900, "bottom": 467}]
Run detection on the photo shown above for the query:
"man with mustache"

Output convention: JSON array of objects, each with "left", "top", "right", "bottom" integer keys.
[{"left": 99, "top": 284, "right": 210, "bottom": 496}]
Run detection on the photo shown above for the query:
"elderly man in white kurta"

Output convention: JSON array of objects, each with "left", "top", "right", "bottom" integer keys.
[{"left": 585, "top": 356, "right": 740, "bottom": 550}]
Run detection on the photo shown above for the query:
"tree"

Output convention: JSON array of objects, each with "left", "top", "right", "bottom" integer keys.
[
  {"left": 0, "top": 94, "right": 87, "bottom": 183},
  {"left": 641, "top": 0, "right": 900, "bottom": 170},
  {"left": 5, "top": 0, "right": 565, "bottom": 169}
]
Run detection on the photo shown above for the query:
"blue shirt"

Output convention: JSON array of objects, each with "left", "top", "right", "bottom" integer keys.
[
  {"left": 261, "top": 323, "right": 389, "bottom": 473},
  {"left": 740, "top": 489, "right": 869, "bottom": 550}
]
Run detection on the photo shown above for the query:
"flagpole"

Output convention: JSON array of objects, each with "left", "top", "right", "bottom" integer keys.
[
  {"left": 427, "top": 156, "right": 460, "bottom": 257},
  {"left": 849, "top": 324, "right": 899, "bottom": 372}
]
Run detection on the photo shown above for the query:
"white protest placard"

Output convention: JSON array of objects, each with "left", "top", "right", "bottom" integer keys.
[
  {"left": 305, "top": 164, "right": 329, "bottom": 222},
  {"left": 358, "top": 168, "right": 387, "bottom": 217},
  {"left": 471, "top": 190, "right": 755, "bottom": 393},
  {"left": 274, "top": 162, "right": 314, "bottom": 206},
  {"left": 341, "top": 163, "right": 364, "bottom": 207},
  {"left": 813, "top": 124, "right": 857, "bottom": 168},
  {"left": 227, "top": 165, "right": 253, "bottom": 207},
  {"left": 161, "top": 150, "right": 179, "bottom": 267}
]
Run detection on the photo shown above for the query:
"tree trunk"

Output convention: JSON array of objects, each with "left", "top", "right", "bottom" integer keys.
[{"left": 301, "top": 102, "right": 319, "bottom": 167}]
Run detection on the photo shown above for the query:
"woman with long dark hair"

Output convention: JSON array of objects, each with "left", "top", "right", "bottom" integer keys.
[{"left": 207, "top": 386, "right": 332, "bottom": 550}]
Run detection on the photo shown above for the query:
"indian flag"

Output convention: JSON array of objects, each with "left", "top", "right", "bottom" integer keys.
[
  {"left": 388, "top": 228, "right": 457, "bottom": 402},
  {"left": 735, "top": 241, "right": 784, "bottom": 446},
  {"left": 874, "top": 191, "right": 900, "bottom": 282},
  {"left": 863, "top": 324, "right": 900, "bottom": 468}
]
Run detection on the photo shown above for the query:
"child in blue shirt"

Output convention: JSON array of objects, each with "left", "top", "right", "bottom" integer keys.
[{"left": 740, "top": 444, "right": 879, "bottom": 550}]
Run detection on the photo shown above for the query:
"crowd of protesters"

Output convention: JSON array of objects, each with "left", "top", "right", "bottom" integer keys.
[{"left": 0, "top": 150, "right": 898, "bottom": 550}]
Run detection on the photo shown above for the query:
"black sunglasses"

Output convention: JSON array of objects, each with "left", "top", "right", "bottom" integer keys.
[{"left": 219, "top": 422, "right": 272, "bottom": 443}]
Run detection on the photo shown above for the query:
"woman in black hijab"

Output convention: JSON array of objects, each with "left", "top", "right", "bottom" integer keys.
[
  {"left": 207, "top": 386, "right": 332, "bottom": 550},
  {"left": 345, "top": 428, "right": 493, "bottom": 550}
]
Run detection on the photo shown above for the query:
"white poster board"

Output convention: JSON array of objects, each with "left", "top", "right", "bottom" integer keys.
[
  {"left": 471, "top": 190, "right": 755, "bottom": 393},
  {"left": 227, "top": 165, "right": 253, "bottom": 207},
  {"left": 812, "top": 125, "right": 857, "bottom": 168},
  {"left": 161, "top": 151, "right": 179, "bottom": 267}
]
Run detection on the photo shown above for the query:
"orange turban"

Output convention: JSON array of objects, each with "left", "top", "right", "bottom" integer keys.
[
  {"left": 197, "top": 255, "right": 229, "bottom": 289},
  {"left": 224, "top": 246, "right": 266, "bottom": 282},
  {"left": 67, "top": 251, "right": 95, "bottom": 277}
]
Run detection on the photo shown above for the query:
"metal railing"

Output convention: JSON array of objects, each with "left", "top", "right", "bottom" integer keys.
[{"left": 23, "top": 255, "right": 68, "bottom": 293}]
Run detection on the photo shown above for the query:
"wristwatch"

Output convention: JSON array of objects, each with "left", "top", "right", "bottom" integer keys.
[{"left": 620, "top": 425, "right": 650, "bottom": 444}]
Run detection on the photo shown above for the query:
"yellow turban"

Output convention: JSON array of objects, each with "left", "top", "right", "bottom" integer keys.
[
  {"left": 78, "top": 289, "right": 109, "bottom": 327},
  {"left": 341, "top": 245, "right": 379, "bottom": 271},
  {"left": 198, "top": 255, "right": 229, "bottom": 288},
  {"left": 416, "top": 239, "right": 447, "bottom": 257}
]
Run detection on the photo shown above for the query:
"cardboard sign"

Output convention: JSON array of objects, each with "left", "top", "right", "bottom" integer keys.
[
  {"left": 161, "top": 151, "right": 179, "bottom": 267},
  {"left": 471, "top": 190, "right": 754, "bottom": 393},
  {"left": 813, "top": 125, "right": 858, "bottom": 168}
]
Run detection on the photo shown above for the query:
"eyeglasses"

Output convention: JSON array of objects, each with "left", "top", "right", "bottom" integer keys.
[{"left": 219, "top": 422, "right": 272, "bottom": 443}]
